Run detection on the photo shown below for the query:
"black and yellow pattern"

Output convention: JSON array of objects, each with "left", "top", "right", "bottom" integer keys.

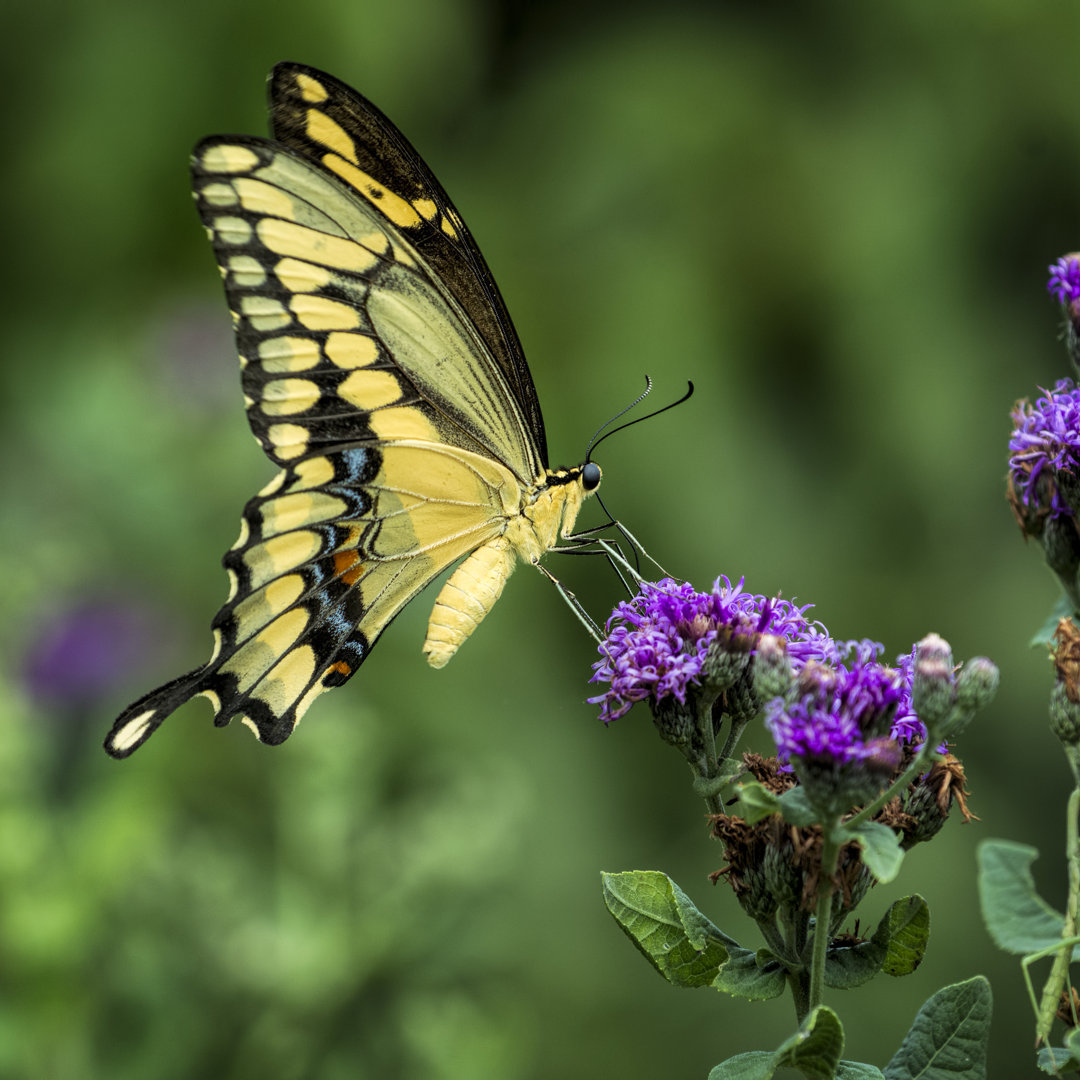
[{"left": 105, "top": 63, "right": 601, "bottom": 757}]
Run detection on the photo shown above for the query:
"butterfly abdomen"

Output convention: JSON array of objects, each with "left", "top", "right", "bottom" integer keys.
[
  {"left": 423, "top": 535, "right": 517, "bottom": 668},
  {"left": 421, "top": 466, "right": 598, "bottom": 667}
]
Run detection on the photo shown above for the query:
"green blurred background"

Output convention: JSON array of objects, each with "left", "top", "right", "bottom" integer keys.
[{"left": 4, "top": 1, "right": 1079, "bottom": 1076}]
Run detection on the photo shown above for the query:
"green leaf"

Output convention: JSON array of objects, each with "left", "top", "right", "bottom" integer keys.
[
  {"left": 883, "top": 976, "right": 992, "bottom": 1080},
  {"left": 600, "top": 870, "right": 787, "bottom": 1000},
  {"left": 825, "top": 896, "right": 930, "bottom": 990},
  {"left": 849, "top": 820, "right": 904, "bottom": 883},
  {"left": 708, "top": 1006, "right": 845, "bottom": 1080},
  {"left": 1038, "top": 1026, "right": 1080, "bottom": 1073},
  {"left": 881, "top": 894, "right": 931, "bottom": 977},
  {"left": 778, "top": 786, "right": 818, "bottom": 827},
  {"left": 1031, "top": 593, "right": 1074, "bottom": 648},
  {"left": 732, "top": 781, "right": 782, "bottom": 824},
  {"left": 976, "top": 839, "right": 1080, "bottom": 958},
  {"left": 835, "top": 1064, "right": 886, "bottom": 1080},
  {"left": 712, "top": 945, "right": 788, "bottom": 1001},
  {"left": 601, "top": 870, "right": 730, "bottom": 989}
]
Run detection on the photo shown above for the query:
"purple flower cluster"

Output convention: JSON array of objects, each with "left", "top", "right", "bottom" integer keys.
[
  {"left": 766, "top": 659, "right": 904, "bottom": 767},
  {"left": 1049, "top": 255, "right": 1080, "bottom": 306},
  {"left": 1008, "top": 380, "right": 1080, "bottom": 521},
  {"left": 588, "top": 576, "right": 831, "bottom": 723}
]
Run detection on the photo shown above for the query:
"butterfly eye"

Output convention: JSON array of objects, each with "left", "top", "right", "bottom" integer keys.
[{"left": 582, "top": 462, "right": 602, "bottom": 491}]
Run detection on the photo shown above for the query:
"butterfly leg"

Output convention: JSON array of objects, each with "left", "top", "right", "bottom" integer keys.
[{"left": 534, "top": 561, "right": 604, "bottom": 644}]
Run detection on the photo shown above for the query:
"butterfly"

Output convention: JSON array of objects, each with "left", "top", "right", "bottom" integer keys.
[{"left": 104, "top": 62, "right": 603, "bottom": 758}]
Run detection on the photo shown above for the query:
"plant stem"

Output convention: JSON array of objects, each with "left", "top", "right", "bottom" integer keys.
[
  {"left": 695, "top": 700, "right": 723, "bottom": 814},
  {"left": 757, "top": 914, "right": 789, "bottom": 961},
  {"left": 789, "top": 968, "right": 810, "bottom": 1024},
  {"left": 845, "top": 743, "right": 933, "bottom": 831},
  {"left": 807, "top": 819, "right": 842, "bottom": 1012},
  {"left": 1036, "top": 784, "right": 1080, "bottom": 1045},
  {"left": 719, "top": 714, "right": 750, "bottom": 763}
]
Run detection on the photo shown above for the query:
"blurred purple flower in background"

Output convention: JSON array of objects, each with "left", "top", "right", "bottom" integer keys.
[{"left": 23, "top": 596, "right": 174, "bottom": 714}]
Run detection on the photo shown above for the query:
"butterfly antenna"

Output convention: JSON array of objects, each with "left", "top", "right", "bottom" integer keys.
[
  {"left": 586, "top": 379, "right": 694, "bottom": 462},
  {"left": 585, "top": 376, "right": 654, "bottom": 462},
  {"left": 581, "top": 379, "right": 694, "bottom": 577}
]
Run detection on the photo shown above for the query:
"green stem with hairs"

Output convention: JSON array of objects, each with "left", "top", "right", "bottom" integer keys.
[{"left": 807, "top": 816, "right": 842, "bottom": 1012}]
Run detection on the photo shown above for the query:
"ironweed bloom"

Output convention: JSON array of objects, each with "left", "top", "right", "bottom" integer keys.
[
  {"left": 1048, "top": 254, "right": 1080, "bottom": 307},
  {"left": 588, "top": 576, "right": 831, "bottom": 724},
  {"left": 1007, "top": 380, "right": 1080, "bottom": 531}
]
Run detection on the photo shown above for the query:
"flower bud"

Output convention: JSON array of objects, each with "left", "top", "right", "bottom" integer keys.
[
  {"left": 911, "top": 633, "right": 956, "bottom": 730},
  {"left": 763, "top": 838, "right": 803, "bottom": 910},
  {"left": 1043, "top": 513, "right": 1080, "bottom": 586},
  {"left": 1049, "top": 682, "right": 1080, "bottom": 749},
  {"left": 652, "top": 696, "right": 695, "bottom": 748},
  {"left": 954, "top": 657, "right": 1000, "bottom": 713},
  {"left": 752, "top": 634, "right": 793, "bottom": 701}
]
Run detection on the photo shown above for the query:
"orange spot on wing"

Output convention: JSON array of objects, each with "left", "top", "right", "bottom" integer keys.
[
  {"left": 328, "top": 660, "right": 351, "bottom": 677},
  {"left": 332, "top": 549, "right": 365, "bottom": 585}
]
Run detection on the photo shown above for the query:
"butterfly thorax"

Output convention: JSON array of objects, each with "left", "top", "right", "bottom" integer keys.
[{"left": 422, "top": 462, "right": 600, "bottom": 668}]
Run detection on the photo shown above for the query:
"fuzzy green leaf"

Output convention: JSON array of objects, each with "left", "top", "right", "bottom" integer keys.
[
  {"left": 1038, "top": 1026, "right": 1080, "bottom": 1073},
  {"left": 977, "top": 839, "right": 1080, "bottom": 958},
  {"left": 826, "top": 895, "right": 929, "bottom": 990},
  {"left": 835, "top": 1064, "right": 886, "bottom": 1079},
  {"left": 881, "top": 894, "right": 930, "bottom": 976},
  {"left": 883, "top": 976, "right": 992, "bottom": 1080},
  {"left": 732, "top": 781, "right": 782, "bottom": 825},
  {"left": 778, "top": 786, "right": 818, "bottom": 827},
  {"left": 849, "top": 820, "right": 904, "bottom": 883},
  {"left": 601, "top": 870, "right": 787, "bottom": 1001},
  {"left": 707, "top": 1006, "right": 845, "bottom": 1080},
  {"left": 601, "top": 870, "right": 729, "bottom": 989}
]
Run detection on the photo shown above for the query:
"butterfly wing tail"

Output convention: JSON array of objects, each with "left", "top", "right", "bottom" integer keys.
[{"left": 103, "top": 667, "right": 211, "bottom": 758}]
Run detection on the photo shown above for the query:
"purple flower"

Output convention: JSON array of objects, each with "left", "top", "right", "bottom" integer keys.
[
  {"left": 588, "top": 576, "right": 831, "bottom": 723},
  {"left": 1008, "top": 380, "right": 1080, "bottom": 522},
  {"left": 891, "top": 647, "right": 926, "bottom": 748},
  {"left": 766, "top": 658, "right": 904, "bottom": 767},
  {"left": 1049, "top": 255, "right": 1080, "bottom": 306}
]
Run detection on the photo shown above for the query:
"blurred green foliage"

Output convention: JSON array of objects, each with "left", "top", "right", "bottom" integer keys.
[{"left": 4, "top": 1, "right": 1080, "bottom": 1076}]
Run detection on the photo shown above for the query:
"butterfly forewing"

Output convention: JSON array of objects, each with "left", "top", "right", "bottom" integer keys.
[{"left": 267, "top": 62, "right": 549, "bottom": 467}]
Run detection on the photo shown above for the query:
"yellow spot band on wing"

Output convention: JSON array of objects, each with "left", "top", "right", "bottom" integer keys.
[
  {"left": 252, "top": 644, "right": 318, "bottom": 713},
  {"left": 295, "top": 73, "right": 328, "bottom": 103},
  {"left": 275, "top": 258, "right": 331, "bottom": 292},
  {"left": 256, "top": 218, "right": 381, "bottom": 273},
  {"left": 259, "top": 491, "right": 346, "bottom": 536},
  {"left": 212, "top": 216, "right": 252, "bottom": 244},
  {"left": 338, "top": 369, "right": 401, "bottom": 410},
  {"left": 368, "top": 407, "right": 439, "bottom": 442},
  {"left": 306, "top": 108, "right": 358, "bottom": 164},
  {"left": 290, "top": 294, "right": 362, "bottom": 330},
  {"left": 266, "top": 423, "right": 309, "bottom": 459},
  {"left": 221, "top": 607, "right": 310, "bottom": 692},
  {"left": 262, "top": 377, "right": 320, "bottom": 416},
  {"left": 325, "top": 332, "right": 378, "bottom": 368},
  {"left": 234, "top": 177, "right": 296, "bottom": 219},
  {"left": 289, "top": 456, "right": 334, "bottom": 490},
  {"left": 244, "top": 529, "right": 322, "bottom": 588},
  {"left": 200, "top": 144, "right": 259, "bottom": 174},
  {"left": 259, "top": 336, "right": 321, "bottom": 373},
  {"left": 321, "top": 155, "right": 422, "bottom": 229}
]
